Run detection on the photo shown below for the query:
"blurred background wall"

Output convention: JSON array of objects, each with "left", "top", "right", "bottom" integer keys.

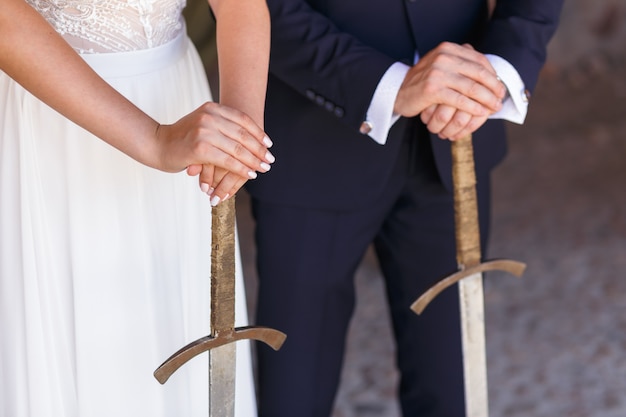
[{"left": 548, "top": 0, "right": 626, "bottom": 69}]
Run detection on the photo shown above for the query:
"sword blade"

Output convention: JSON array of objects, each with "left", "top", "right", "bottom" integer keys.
[
  {"left": 209, "top": 344, "right": 236, "bottom": 417},
  {"left": 458, "top": 272, "right": 488, "bottom": 417}
]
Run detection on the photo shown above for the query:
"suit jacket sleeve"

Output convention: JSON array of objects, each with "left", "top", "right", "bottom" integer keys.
[
  {"left": 478, "top": 0, "right": 564, "bottom": 93},
  {"left": 266, "top": 0, "right": 398, "bottom": 131}
]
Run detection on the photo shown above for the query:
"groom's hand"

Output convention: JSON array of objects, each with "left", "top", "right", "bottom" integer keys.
[
  {"left": 420, "top": 104, "right": 490, "bottom": 141},
  {"left": 394, "top": 42, "right": 505, "bottom": 129}
]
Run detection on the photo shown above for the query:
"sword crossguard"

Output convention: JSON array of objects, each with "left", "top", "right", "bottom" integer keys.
[
  {"left": 411, "top": 259, "right": 526, "bottom": 315},
  {"left": 154, "top": 326, "right": 286, "bottom": 384}
]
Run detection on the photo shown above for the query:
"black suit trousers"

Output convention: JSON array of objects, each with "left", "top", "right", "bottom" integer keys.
[{"left": 251, "top": 122, "right": 492, "bottom": 417}]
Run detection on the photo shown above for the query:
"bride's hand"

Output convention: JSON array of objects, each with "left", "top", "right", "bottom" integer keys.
[
  {"left": 187, "top": 165, "right": 252, "bottom": 206},
  {"left": 156, "top": 102, "right": 274, "bottom": 178}
]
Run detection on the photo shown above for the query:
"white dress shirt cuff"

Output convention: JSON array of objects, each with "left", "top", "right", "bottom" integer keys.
[
  {"left": 362, "top": 55, "right": 529, "bottom": 144},
  {"left": 361, "top": 62, "right": 410, "bottom": 145},
  {"left": 486, "top": 54, "right": 529, "bottom": 124}
]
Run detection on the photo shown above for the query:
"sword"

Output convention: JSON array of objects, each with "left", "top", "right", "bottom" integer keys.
[
  {"left": 154, "top": 196, "right": 286, "bottom": 416},
  {"left": 410, "top": 134, "right": 525, "bottom": 417}
]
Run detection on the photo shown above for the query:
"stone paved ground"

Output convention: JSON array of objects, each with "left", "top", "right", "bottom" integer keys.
[
  {"left": 237, "top": 55, "right": 626, "bottom": 417},
  {"left": 483, "top": 57, "right": 626, "bottom": 417}
]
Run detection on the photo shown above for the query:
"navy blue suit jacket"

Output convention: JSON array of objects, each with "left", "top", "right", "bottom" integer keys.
[{"left": 246, "top": 0, "right": 563, "bottom": 210}]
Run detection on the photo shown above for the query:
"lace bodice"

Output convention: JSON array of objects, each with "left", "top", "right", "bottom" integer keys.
[{"left": 27, "top": 0, "right": 186, "bottom": 53}]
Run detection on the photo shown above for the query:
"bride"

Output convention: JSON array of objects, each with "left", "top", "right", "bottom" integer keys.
[{"left": 0, "top": 0, "right": 271, "bottom": 416}]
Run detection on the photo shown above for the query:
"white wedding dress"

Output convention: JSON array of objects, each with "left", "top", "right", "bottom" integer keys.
[{"left": 0, "top": 1, "right": 257, "bottom": 416}]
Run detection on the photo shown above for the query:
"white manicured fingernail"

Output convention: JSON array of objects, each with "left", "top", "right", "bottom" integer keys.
[
  {"left": 210, "top": 195, "right": 221, "bottom": 207},
  {"left": 260, "top": 162, "right": 271, "bottom": 172},
  {"left": 265, "top": 151, "right": 276, "bottom": 163},
  {"left": 248, "top": 170, "right": 258, "bottom": 179},
  {"left": 200, "top": 182, "right": 210, "bottom": 193},
  {"left": 263, "top": 135, "right": 273, "bottom": 147},
  {"left": 207, "top": 187, "right": 214, "bottom": 196}
]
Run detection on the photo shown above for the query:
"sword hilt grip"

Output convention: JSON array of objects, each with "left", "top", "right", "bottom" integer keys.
[
  {"left": 211, "top": 197, "right": 236, "bottom": 333},
  {"left": 451, "top": 135, "right": 481, "bottom": 268}
]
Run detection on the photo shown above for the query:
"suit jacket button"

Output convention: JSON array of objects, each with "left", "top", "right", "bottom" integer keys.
[
  {"left": 315, "top": 95, "right": 325, "bottom": 106},
  {"left": 359, "top": 121, "right": 373, "bottom": 134},
  {"left": 334, "top": 107, "right": 345, "bottom": 118},
  {"left": 305, "top": 89, "right": 316, "bottom": 101},
  {"left": 324, "top": 101, "right": 335, "bottom": 112}
]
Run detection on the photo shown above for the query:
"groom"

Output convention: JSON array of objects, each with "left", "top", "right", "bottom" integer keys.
[{"left": 246, "top": 1, "right": 564, "bottom": 416}]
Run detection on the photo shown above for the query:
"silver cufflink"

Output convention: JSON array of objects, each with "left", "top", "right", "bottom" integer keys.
[{"left": 359, "top": 121, "right": 373, "bottom": 135}]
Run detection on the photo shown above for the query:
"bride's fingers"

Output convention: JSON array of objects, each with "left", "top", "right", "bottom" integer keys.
[
  {"left": 214, "top": 103, "right": 270, "bottom": 147},
  {"left": 209, "top": 172, "right": 247, "bottom": 207},
  {"left": 188, "top": 142, "right": 262, "bottom": 181},
  {"left": 206, "top": 103, "right": 275, "bottom": 165},
  {"left": 186, "top": 164, "right": 202, "bottom": 176},
  {"left": 185, "top": 104, "right": 275, "bottom": 178},
  {"left": 213, "top": 119, "right": 275, "bottom": 169},
  {"left": 198, "top": 164, "right": 216, "bottom": 195}
]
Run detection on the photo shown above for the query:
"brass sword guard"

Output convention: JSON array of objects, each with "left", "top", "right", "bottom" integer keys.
[
  {"left": 154, "top": 326, "right": 286, "bottom": 384},
  {"left": 410, "top": 135, "right": 526, "bottom": 315},
  {"left": 411, "top": 260, "right": 525, "bottom": 315}
]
